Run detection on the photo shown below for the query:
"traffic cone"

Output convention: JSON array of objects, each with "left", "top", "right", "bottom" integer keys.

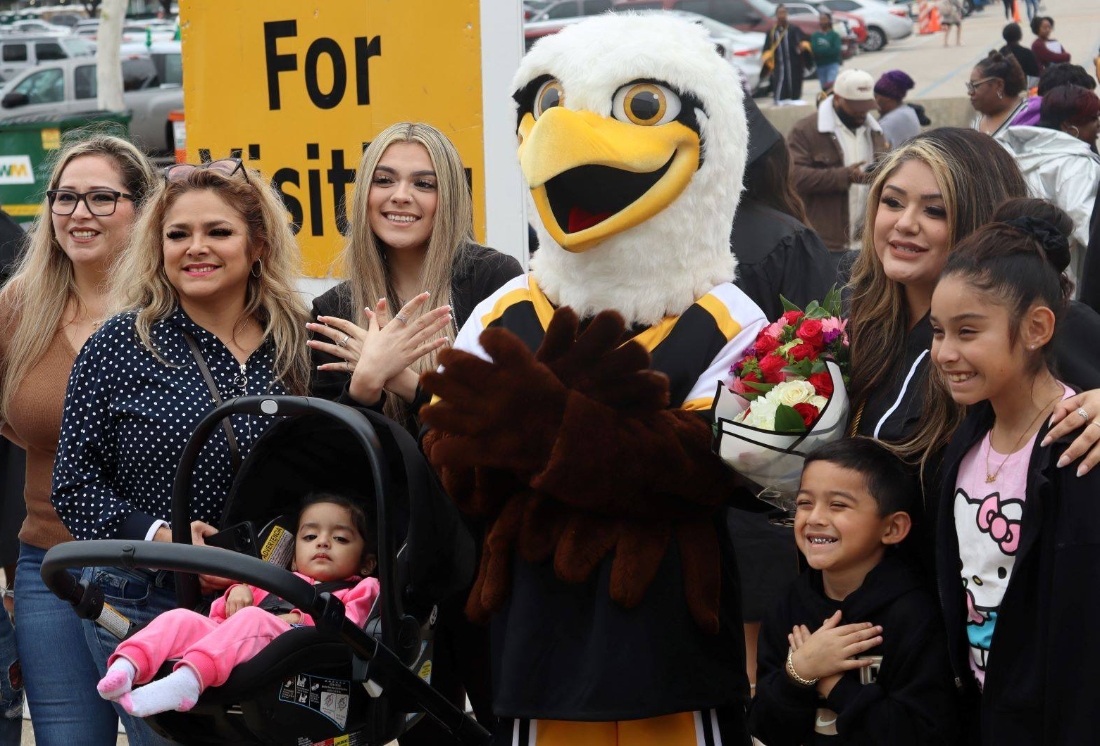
[{"left": 1012, "top": 0, "right": 1021, "bottom": 22}]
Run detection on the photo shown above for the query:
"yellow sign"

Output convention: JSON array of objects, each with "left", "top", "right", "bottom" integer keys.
[{"left": 179, "top": 1, "right": 485, "bottom": 277}]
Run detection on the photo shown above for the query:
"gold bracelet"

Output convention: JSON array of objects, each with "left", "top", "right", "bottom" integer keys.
[{"left": 786, "top": 648, "right": 819, "bottom": 687}]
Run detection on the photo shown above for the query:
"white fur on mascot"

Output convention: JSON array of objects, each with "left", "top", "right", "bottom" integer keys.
[{"left": 421, "top": 13, "right": 767, "bottom": 746}]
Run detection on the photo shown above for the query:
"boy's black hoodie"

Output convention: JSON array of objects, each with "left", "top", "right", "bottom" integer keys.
[{"left": 750, "top": 552, "right": 960, "bottom": 745}]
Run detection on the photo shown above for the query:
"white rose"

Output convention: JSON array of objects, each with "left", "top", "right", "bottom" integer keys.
[
  {"left": 810, "top": 395, "right": 828, "bottom": 411},
  {"left": 766, "top": 380, "right": 817, "bottom": 407},
  {"left": 744, "top": 398, "right": 778, "bottom": 429}
]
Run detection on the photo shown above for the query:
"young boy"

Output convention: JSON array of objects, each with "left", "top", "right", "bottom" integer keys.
[{"left": 748, "top": 438, "right": 960, "bottom": 745}]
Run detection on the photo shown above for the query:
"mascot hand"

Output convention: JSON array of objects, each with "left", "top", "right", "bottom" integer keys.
[
  {"left": 537, "top": 308, "right": 669, "bottom": 414},
  {"left": 420, "top": 329, "right": 567, "bottom": 472}
]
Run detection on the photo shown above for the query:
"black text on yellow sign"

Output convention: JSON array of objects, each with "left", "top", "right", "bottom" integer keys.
[{"left": 180, "top": 0, "right": 485, "bottom": 277}]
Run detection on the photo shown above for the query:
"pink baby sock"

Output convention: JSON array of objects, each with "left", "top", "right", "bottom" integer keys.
[
  {"left": 121, "top": 667, "right": 202, "bottom": 717},
  {"left": 98, "top": 659, "right": 137, "bottom": 701}
]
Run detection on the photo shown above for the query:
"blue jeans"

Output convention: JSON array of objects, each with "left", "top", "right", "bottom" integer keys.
[
  {"left": 0, "top": 605, "right": 21, "bottom": 746},
  {"left": 816, "top": 62, "right": 840, "bottom": 91},
  {"left": 16, "top": 542, "right": 117, "bottom": 745},
  {"left": 81, "top": 566, "right": 178, "bottom": 746}
]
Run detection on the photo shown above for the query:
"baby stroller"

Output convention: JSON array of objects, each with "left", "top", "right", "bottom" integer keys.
[{"left": 41, "top": 396, "right": 491, "bottom": 745}]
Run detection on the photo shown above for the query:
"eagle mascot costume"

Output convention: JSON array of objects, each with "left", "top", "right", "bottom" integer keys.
[{"left": 420, "top": 14, "right": 768, "bottom": 745}]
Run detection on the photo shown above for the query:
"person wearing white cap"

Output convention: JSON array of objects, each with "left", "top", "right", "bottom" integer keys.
[{"left": 788, "top": 69, "right": 887, "bottom": 267}]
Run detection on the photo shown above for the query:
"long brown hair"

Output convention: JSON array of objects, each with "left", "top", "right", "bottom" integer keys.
[
  {"left": 341, "top": 122, "right": 474, "bottom": 421},
  {"left": 0, "top": 133, "right": 155, "bottom": 423},
  {"left": 847, "top": 128, "right": 1028, "bottom": 462},
  {"left": 113, "top": 167, "right": 311, "bottom": 395}
]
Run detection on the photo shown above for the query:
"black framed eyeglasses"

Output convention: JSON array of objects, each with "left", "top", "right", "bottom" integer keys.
[
  {"left": 45, "top": 189, "right": 134, "bottom": 217},
  {"left": 163, "top": 157, "right": 250, "bottom": 184}
]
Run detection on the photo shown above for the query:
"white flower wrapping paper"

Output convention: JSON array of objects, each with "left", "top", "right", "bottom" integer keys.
[{"left": 712, "top": 360, "right": 849, "bottom": 509}]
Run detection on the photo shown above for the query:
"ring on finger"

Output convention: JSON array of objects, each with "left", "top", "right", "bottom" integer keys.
[
  {"left": 336, "top": 333, "right": 350, "bottom": 348},
  {"left": 1077, "top": 407, "right": 1091, "bottom": 423},
  {"left": 395, "top": 313, "right": 410, "bottom": 325}
]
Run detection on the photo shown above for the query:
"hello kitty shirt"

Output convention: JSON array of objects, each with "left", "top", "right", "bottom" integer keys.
[{"left": 953, "top": 385, "right": 1073, "bottom": 687}]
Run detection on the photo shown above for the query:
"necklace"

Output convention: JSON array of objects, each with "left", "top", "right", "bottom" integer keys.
[{"left": 985, "top": 391, "right": 1063, "bottom": 483}]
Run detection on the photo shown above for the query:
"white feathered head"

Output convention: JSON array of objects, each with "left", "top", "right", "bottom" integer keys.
[{"left": 514, "top": 13, "right": 749, "bottom": 326}]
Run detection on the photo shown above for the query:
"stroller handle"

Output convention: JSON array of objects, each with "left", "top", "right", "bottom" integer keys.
[
  {"left": 169, "top": 395, "right": 414, "bottom": 659},
  {"left": 40, "top": 540, "right": 340, "bottom": 626},
  {"left": 40, "top": 539, "right": 492, "bottom": 745}
]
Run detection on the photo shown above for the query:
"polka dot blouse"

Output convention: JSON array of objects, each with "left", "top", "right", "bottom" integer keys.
[{"left": 51, "top": 308, "right": 284, "bottom": 541}]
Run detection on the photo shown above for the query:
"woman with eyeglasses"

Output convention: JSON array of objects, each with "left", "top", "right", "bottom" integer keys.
[
  {"left": 306, "top": 122, "right": 521, "bottom": 743},
  {"left": 50, "top": 159, "right": 310, "bottom": 745},
  {"left": 968, "top": 51, "right": 1029, "bottom": 137},
  {"left": 0, "top": 134, "right": 157, "bottom": 743}
]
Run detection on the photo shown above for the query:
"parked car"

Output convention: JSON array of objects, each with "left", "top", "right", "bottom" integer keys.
[
  {"left": 0, "top": 34, "right": 94, "bottom": 82},
  {"left": 525, "top": 0, "right": 614, "bottom": 22},
  {"left": 804, "top": 0, "right": 912, "bottom": 51},
  {"left": 0, "top": 52, "right": 183, "bottom": 154},
  {"left": 612, "top": 0, "right": 863, "bottom": 57},
  {"left": 0, "top": 19, "right": 69, "bottom": 36}
]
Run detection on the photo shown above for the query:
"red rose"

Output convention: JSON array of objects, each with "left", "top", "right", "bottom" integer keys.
[
  {"left": 808, "top": 371, "right": 834, "bottom": 397},
  {"left": 789, "top": 342, "right": 816, "bottom": 361},
  {"left": 796, "top": 318, "right": 824, "bottom": 348},
  {"left": 742, "top": 370, "right": 760, "bottom": 384},
  {"left": 755, "top": 334, "right": 780, "bottom": 357},
  {"left": 793, "top": 402, "right": 819, "bottom": 427},
  {"left": 782, "top": 310, "right": 804, "bottom": 326},
  {"left": 758, "top": 354, "right": 787, "bottom": 383}
]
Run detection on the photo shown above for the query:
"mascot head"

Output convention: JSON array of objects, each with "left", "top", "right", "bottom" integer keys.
[{"left": 514, "top": 13, "right": 749, "bottom": 327}]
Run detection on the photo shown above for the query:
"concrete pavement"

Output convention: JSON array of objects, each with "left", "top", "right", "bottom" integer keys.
[{"left": 759, "top": 0, "right": 1100, "bottom": 132}]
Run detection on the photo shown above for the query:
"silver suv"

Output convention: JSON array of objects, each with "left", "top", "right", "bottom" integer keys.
[{"left": 0, "top": 35, "right": 94, "bottom": 82}]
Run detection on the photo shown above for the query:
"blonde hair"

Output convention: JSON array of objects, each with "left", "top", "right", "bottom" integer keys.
[
  {"left": 341, "top": 122, "right": 474, "bottom": 421},
  {"left": 0, "top": 133, "right": 155, "bottom": 423},
  {"left": 112, "top": 167, "right": 311, "bottom": 395},
  {"left": 847, "top": 128, "right": 1028, "bottom": 464}
]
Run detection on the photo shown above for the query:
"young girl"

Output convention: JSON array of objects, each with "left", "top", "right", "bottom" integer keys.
[
  {"left": 930, "top": 200, "right": 1100, "bottom": 743},
  {"left": 94, "top": 494, "right": 380, "bottom": 718}
]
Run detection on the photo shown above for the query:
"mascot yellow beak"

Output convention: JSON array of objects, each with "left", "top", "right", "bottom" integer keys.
[{"left": 518, "top": 107, "right": 701, "bottom": 253}]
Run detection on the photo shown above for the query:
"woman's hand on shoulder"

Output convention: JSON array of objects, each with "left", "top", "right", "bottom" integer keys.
[{"left": 1043, "top": 390, "right": 1100, "bottom": 476}]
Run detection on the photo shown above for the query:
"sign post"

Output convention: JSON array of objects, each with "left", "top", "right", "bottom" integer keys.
[{"left": 179, "top": 0, "right": 527, "bottom": 284}]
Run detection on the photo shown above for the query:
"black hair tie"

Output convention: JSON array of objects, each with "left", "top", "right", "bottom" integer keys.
[{"left": 1003, "top": 216, "right": 1071, "bottom": 271}]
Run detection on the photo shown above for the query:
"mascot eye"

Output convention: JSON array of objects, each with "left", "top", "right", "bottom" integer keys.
[
  {"left": 534, "top": 80, "right": 565, "bottom": 118},
  {"left": 611, "top": 82, "right": 681, "bottom": 126}
]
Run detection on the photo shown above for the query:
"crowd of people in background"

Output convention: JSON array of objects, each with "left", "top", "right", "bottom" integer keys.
[{"left": 0, "top": 5, "right": 1098, "bottom": 745}]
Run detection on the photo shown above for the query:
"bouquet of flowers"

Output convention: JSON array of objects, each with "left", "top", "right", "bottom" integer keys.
[{"left": 712, "top": 289, "right": 850, "bottom": 511}]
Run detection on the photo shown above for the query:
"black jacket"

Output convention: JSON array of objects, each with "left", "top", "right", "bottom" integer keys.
[
  {"left": 1000, "top": 43, "right": 1042, "bottom": 78},
  {"left": 0, "top": 208, "right": 24, "bottom": 283},
  {"left": 857, "top": 306, "right": 1100, "bottom": 445},
  {"left": 750, "top": 553, "right": 960, "bottom": 745},
  {"left": 1080, "top": 185, "right": 1100, "bottom": 312},
  {"left": 935, "top": 402, "right": 1100, "bottom": 745},
  {"left": 308, "top": 243, "right": 523, "bottom": 403},
  {"left": 731, "top": 200, "right": 837, "bottom": 322}
]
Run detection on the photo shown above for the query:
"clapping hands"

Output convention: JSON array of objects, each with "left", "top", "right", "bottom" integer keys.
[{"left": 308, "top": 292, "right": 453, "bottom": 405}]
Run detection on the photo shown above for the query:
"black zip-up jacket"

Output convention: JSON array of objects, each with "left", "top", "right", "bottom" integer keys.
[
  {"left": 936, "top": 402, "right": 1100, "bottom": 744},
  {"left": 750, "top": 553, "right": 960, "bottom": 745}
]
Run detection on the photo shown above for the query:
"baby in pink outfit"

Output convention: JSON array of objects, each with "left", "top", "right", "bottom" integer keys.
[{"left": 97, "top": 493, "right": 380, "bottom": 717}]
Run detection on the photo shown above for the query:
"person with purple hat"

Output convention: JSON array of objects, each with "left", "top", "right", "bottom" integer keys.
[{"left": 875, "top": 70, "right": 922, "bottom": 148}]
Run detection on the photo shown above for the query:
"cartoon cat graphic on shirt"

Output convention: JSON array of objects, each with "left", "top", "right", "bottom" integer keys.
[{"left": 955, "top": 487, "right": 1024, "bottom": 671}]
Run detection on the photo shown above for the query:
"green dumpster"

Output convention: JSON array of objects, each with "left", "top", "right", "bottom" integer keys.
[{"left": 0, "top": 111, "right": 132, "bottom": 225}]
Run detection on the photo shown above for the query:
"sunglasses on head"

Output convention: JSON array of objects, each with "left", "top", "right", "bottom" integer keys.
[{"left": 163, "top": 158, "right": 250, "bottom": 184}]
